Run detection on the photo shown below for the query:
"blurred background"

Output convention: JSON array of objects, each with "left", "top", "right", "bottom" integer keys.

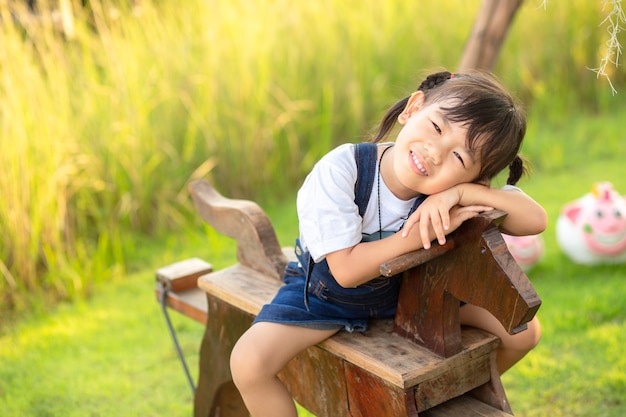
[{"left": 1, "top": 1, "right": 625, "bottom": 416}]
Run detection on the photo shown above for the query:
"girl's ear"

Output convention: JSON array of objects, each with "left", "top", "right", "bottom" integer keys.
[{"left": 398, "top": 91, "right": 425, "bottom": 124}]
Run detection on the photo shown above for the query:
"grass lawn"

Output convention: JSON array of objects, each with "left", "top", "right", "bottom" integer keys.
[
  {"left": 1, "top": 159, "right": 625, "bottom": 416},
  {"left": 2, "top": 1, "right": 625, "bottom": 415},
  {"left": 0, "top": 269, "right": 199, "bottom": 416}
]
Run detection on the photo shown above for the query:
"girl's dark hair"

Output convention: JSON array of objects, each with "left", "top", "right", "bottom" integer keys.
[{"left": 372, "top": 70, "right": 527, "bottom": 185}]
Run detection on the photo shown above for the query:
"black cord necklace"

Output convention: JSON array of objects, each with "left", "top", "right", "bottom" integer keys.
[{"left": 377, "top": 145, "right": 393, "bottom": 240}]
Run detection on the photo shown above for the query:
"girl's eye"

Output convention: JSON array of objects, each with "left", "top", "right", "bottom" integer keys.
[
  {"left": 432, "top": 122, "right": 442, "bottom": 135},
  {"left": 453, "top": 151, "right": 466, "bottom": 167}
]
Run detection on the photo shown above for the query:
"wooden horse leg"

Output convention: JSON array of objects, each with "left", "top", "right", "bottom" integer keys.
[
  {"left": 345, "top": 364, "right": 419, "bottom": 417},
  {"left": 469, "top": 350, "right": 513, "bottom": 414},
  {"left": 194, "top": 295, "right": 252, "bottom": 417},
  {"left": 207, "top": 381, "right": 247, "bottom": 417}
]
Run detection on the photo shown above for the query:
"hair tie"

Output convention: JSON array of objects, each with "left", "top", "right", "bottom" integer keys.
[{"left": 417, "top": 71, "right": 454, "bottom": 91}]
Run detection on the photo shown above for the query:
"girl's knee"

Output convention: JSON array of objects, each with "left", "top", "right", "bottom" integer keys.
[
  {"left": 524, "top": 316, "right": 542, "bottom": 349},
  {"left": 502, "top": 316, "right": 542, "bottom": 352},
  {"left": 230, "top": 335, "right": 265, "bottom": 388}
]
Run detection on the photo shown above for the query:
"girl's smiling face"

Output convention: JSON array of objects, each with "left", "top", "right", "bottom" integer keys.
[{"left": 387, "top": 91, "right": 483, "bottom": 198}]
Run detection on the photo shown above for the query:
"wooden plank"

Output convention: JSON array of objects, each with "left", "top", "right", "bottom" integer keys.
[
  {"left": 325, "top": 321, "right": 498, "bottom": 389},
  {"left": 158, "top": 287, "right": 208, "bottom": 325},
  {"left": 156, "top": 258, "right": 213, "bottom": 292},
  {"left": 420, "top": 394, "right": 514, "bottom": 416},
  {"left": 155, "top": 257, "right": 212, "bottom": 324},
  {"left": 196, "top": 244, "right": 295, "bottom": 316},
  {"left": 415, "top": 349, "right": 491, "bottom": 411},
  {"left": 158, "top": 251, "right": 295, "bottom": 324},
  {"left": 197, "top": 265, "right": 281, "bottom": 316}
]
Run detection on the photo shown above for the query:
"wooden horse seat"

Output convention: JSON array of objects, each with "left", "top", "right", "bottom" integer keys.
[
  {"left": 157, "top": 179, "right": 541, "bottom": 417},
  {"left": 199, "top": 261, "right": 500, "bottom": 398}
]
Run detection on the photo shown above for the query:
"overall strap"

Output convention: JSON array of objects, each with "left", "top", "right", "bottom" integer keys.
[
  {"left": 353, "top": 142, "right": 379, "bottom": 216},
  {"left": 304, "top": 143, "right": 426, "bottom": 310},
  {"left": 304, "top": 143, "right": 377, "bottom": 311},
  {"left": 354, "top": 142, "right": 428, "bottom": 224}
]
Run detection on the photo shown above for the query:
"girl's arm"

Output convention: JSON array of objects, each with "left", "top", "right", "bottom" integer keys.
[
  {"left": 404, "top": 183, "right": 547, "bottom": 249},
  {"left": 327, "top": 184, "right": 545, "bottom": 287},
  {"left": 325, "top": 204, "right": 486, "bottom": 287},
  {"left": 455, "top": 183, "right": 547, "bottom": 235}
]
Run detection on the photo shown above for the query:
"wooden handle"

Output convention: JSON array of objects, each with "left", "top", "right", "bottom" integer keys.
[
  {"left": 189, "top": 180, "right": 288, "bottom": 281},
  {"left": 380, "top": 210, "right": 507, "bottom": 277}
]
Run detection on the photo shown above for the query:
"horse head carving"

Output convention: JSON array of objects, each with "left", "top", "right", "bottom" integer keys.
[{"left": 382, "top": 210, "right": 541, "bottom": 357}]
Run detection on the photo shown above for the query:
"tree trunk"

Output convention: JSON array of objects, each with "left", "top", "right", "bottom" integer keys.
[{"left": 458, "top": 0, "right": 524, "bottom": 72}]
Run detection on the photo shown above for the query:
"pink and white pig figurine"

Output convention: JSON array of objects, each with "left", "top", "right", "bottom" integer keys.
[
  {"left": 502, "top": 233, "right": 544, "bottom": 272},
  {"left": 556, "top": 182, "right": 626, "bottom": 265}
]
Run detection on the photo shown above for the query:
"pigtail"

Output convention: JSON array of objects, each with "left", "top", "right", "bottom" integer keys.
[
  {"left": 372, "top": 97, "right": 409, "bottom": 142},
  {"left": 506, "top": 155, "right": 526, "bottom": 185}
]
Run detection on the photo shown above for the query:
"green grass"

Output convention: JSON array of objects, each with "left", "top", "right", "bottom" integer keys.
[
  {"left": 0, "top": 270, "right": 199, "bottom": 416},
  {"left": 495, "top": 157, "right": 626, "bottom": 417},
  {"left": 1, "top": 155, "right": 626, "bottom": 416},
  {"left": 504, "top": 267, "right": 626, "bottom": 417},
  {"left": 2, "top": 0, "right": 626, "bottom": 415},
  {"left": 2, "top": 0, "right": 626, "bottom": 312}
]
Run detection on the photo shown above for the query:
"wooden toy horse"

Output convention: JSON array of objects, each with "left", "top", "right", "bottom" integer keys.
[{"left": 158, "top": 179, "right": 541, "bottom": 416}]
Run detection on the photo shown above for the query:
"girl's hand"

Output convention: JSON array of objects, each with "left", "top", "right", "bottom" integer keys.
[{"left": 402, "top": 187, "right": 493, "bottom": 249}]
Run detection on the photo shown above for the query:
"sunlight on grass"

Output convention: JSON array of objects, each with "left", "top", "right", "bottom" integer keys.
[
  {"left": 2, "top": 156, "right": 625, "bottom": 416},
  {"left": 589, "top": 322, "right": 626, "bottom": 361},
  {"left": 1, "top": 0, "right": 626, "bottom": 415},
  {"left": 0, "top": 271, "right": 199, "bottom": 416},
  {"left": 3, "top": 0, "right": 625, "bottom": 312}
]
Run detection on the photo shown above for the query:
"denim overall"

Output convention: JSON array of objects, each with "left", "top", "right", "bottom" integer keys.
[{"left": 254, "top": 143, "right": 426, "bottom": 332}]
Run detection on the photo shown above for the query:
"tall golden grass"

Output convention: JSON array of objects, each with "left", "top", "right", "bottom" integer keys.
[{"left": 0, "top": 0, "right": 623, "bottom": 312}]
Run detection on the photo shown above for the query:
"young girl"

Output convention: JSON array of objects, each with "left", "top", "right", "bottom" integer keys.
[{"left": 230, "top": 70, "right": 547, "bottom": 417}]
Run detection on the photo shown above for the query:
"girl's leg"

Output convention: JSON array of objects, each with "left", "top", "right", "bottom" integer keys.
[
  {"left": 460, "top": 304, "right": 541, "bottom": 374},
  {"left": 230, "top": 322, "right": 339, "bottom": 417}
]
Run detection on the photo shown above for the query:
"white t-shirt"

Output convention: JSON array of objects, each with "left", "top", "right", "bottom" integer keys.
[
  {"left": 296, "top": 143, "right": 524, "bottom": 263},
  {"left": 297, "top": 143, "right": 417, "bottom": 263}
]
